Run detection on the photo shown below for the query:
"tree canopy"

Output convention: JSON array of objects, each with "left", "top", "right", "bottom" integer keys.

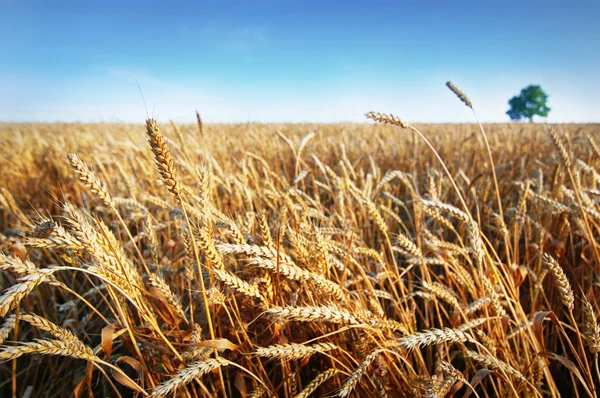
[{"left": 507, "top": 85, "right": 550, "bottom": 122}]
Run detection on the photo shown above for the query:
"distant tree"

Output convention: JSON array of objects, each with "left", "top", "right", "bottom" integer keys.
[{"left": 506, "top": 85, "right": 551, "bottom": 122}]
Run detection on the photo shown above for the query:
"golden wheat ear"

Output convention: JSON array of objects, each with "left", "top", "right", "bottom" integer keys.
[
  {"left": 446, "top": 81, "right": 473, "bottom": 109},
  {"left": 145, "top": 119, "right": 182, "bottom": 200},
  {"left": 67, "top": 153, "right": 115, "bottom": 208}
]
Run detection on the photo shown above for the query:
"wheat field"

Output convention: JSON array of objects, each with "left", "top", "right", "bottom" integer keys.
[{"left": 0, "top": 100, "right": 599, "bottom": 397}]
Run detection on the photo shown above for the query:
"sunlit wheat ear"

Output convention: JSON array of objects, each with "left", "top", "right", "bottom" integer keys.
[
  {"left": 63, "top": 204, "right": 143, "bottom": 294},
  {"left": 0, "top": 254, "right": 65, "bottom": 290},
  {"left": 150, "top": 357, "right": 230, "bottom": 398},
  {"left": 479, "top": 272, "right": 507, "bottom": 318},
  {"left": 0, "top": 268, "right": 60, "bottom": 317},
  {"left": 197, "top": 222, "right": 225, "bottom": 270},
  {"left": 224, "top": 219, "right": 245, "bottom": 245},
  {"left": 338, "top": 349, "right": 384, "bottom": 397},
  {"left": 463, "top": 296, "right": 492, "bottom": 315},
  {"left": 547, "top": 127, "right": 571, "bottom": 169},
  {"left": 587, "top": 134, "right": 600, "bottom": 158},
  {"left": 421, "top": 200, "right": 470, "bottom": 222},
  {"left": 26, "top": 224, "right": 85, "bottom": 251},
  {"left": 248, "top": 385, "right": 269, "bottom": 398},
  {"left": 245, "top": 256, "right": 345, "bottom": 300},
  {"left": 0, "top": 315, "right": 16, "bottom": 345},
  {"left": 143, "top": 215, "right": 159, "bottom": 264},
  {"left": 397, "top": 327, "right": 477, "bottom": 352},
  {"left": 422, "top": 281, "right": 461, "bottom": 310},
  {"left": 530, "top": 356, "right": 544, "bottom": 391},
  {"left": 211, "top": 267, "right": 264, "bottom": 301},
  {"left": 148, "top": 273, "right": 187, "bottom": 320},
  {"left": 463, "top": 350, "right": 526, "bottom": 382},
  {"left": 1, "top": 253, "right": 36, "bottom": 274},
  {"left": 295, "top": 368, "right": 339, "bottom": 398},
  {"left": 446, "top": 81, "right": 473, "bottom": 109},
  {"left": 582, "top": 299, "right": 600, "bottom": 354},
  {"left": 205, "top": 287, "right": 226, "bottom": 307},
  {"left": 437, "top": 361, "right": 467, "bottom": 382},
  {"left": 265, "top": 305, "right": 359, "bottom": 325},
  {"left": 467, "top": 220, "right": 485, "bottom": 268},
  {"left": 0, "top": 339, "right": 98, "bottom": 362},
  {"left": 365, "top": 111, "right": 410, "bottom": 128},
  {"left": 541, "top": 253, "right": 574, "bottom": 311},
  {"left": 254, "top": 342, "right": 338, "bottom": 361},
  {"left": 145, "top": 119, "right": 182, "bottom": 201},
  {"left": 426, "top": 375, "right": 459, "bottom": 398},
  {"left": 19, "top": 313, "right": 83, "bottom": 346},
  {"left": 67, "top": 153, "right": 115, "bottom": 208},
  {"left": 475, "top": 330, "right": 497, "bottom": 355},
  {"left": 217, "top": 243, "right": 294, "bottom": 263},
  {"left": 396, "top": 233, "right": 422, "bottom": 258},
  {"left": 363, "top": 316, "right": 410, "bottom": 334}
]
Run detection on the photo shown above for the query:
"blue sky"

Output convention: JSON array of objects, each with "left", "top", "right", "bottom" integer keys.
[{"left": 1, "top": 0, "right": 599, "bottom": 123}]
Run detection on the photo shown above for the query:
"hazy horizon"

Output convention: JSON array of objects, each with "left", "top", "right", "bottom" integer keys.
[{"left": 2, "top": 0, "right": 599, "bottom": 124}]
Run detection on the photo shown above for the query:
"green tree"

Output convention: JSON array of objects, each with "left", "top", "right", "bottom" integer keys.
[{"left": 506, "top": 85, "right": 551, "bottom": 122}]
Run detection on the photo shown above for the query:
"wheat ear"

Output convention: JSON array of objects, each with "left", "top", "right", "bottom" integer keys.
[
  {"left": 338, "top": 349, "right": 384, "bottom": 397},
  {"left": 265, "top": 305, "right": 358, "bottom": 325},
  {"left": 398, "top": 327, "right": 477, "bottom": 352},
  {"left": 145, "top": 119, "right": 182, "bottom": 200},
  {"left": 295, "top": 368, "right": 339, "bottom": 398},
  {"left": 446, "top": 81, "right": 473, "bottom": 108},
  {"left": 255, "top": 342, "right": 338, "bottom": 361},
  {"left": 67, "top": 153, "right": 115, "bottom": 208},
  {"left": 150, "top": 357, "right": 230, "bottom": 397},
  {"left": 541, "top": 253, "right": 574, "bottom": 311},
  {"left": 0, "top": 339, "right": 97, "bottom": 362},
  {"left": 0, "top": 268, "right": 60, "bottom": 317}
]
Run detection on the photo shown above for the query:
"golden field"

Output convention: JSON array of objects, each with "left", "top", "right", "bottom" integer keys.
[{"left": 0, "top": 115, "right": 599, "bottom": 397}]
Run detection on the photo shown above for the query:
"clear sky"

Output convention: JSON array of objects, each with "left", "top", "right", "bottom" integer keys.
[{"left": 1, "top": 0, "right": 599, "bottom": 123}]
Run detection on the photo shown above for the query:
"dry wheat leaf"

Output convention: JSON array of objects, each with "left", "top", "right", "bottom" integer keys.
[
  {"left": 196, "top": 338, "right": 240, "bottom": 351},
  {"left": 101, "top": 323, "right": 115, "bottom": 357}
]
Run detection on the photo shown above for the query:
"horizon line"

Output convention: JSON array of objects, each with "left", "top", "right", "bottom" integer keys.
[{"left": 1, "top": 119, "right": 599, "bottom": 125}]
